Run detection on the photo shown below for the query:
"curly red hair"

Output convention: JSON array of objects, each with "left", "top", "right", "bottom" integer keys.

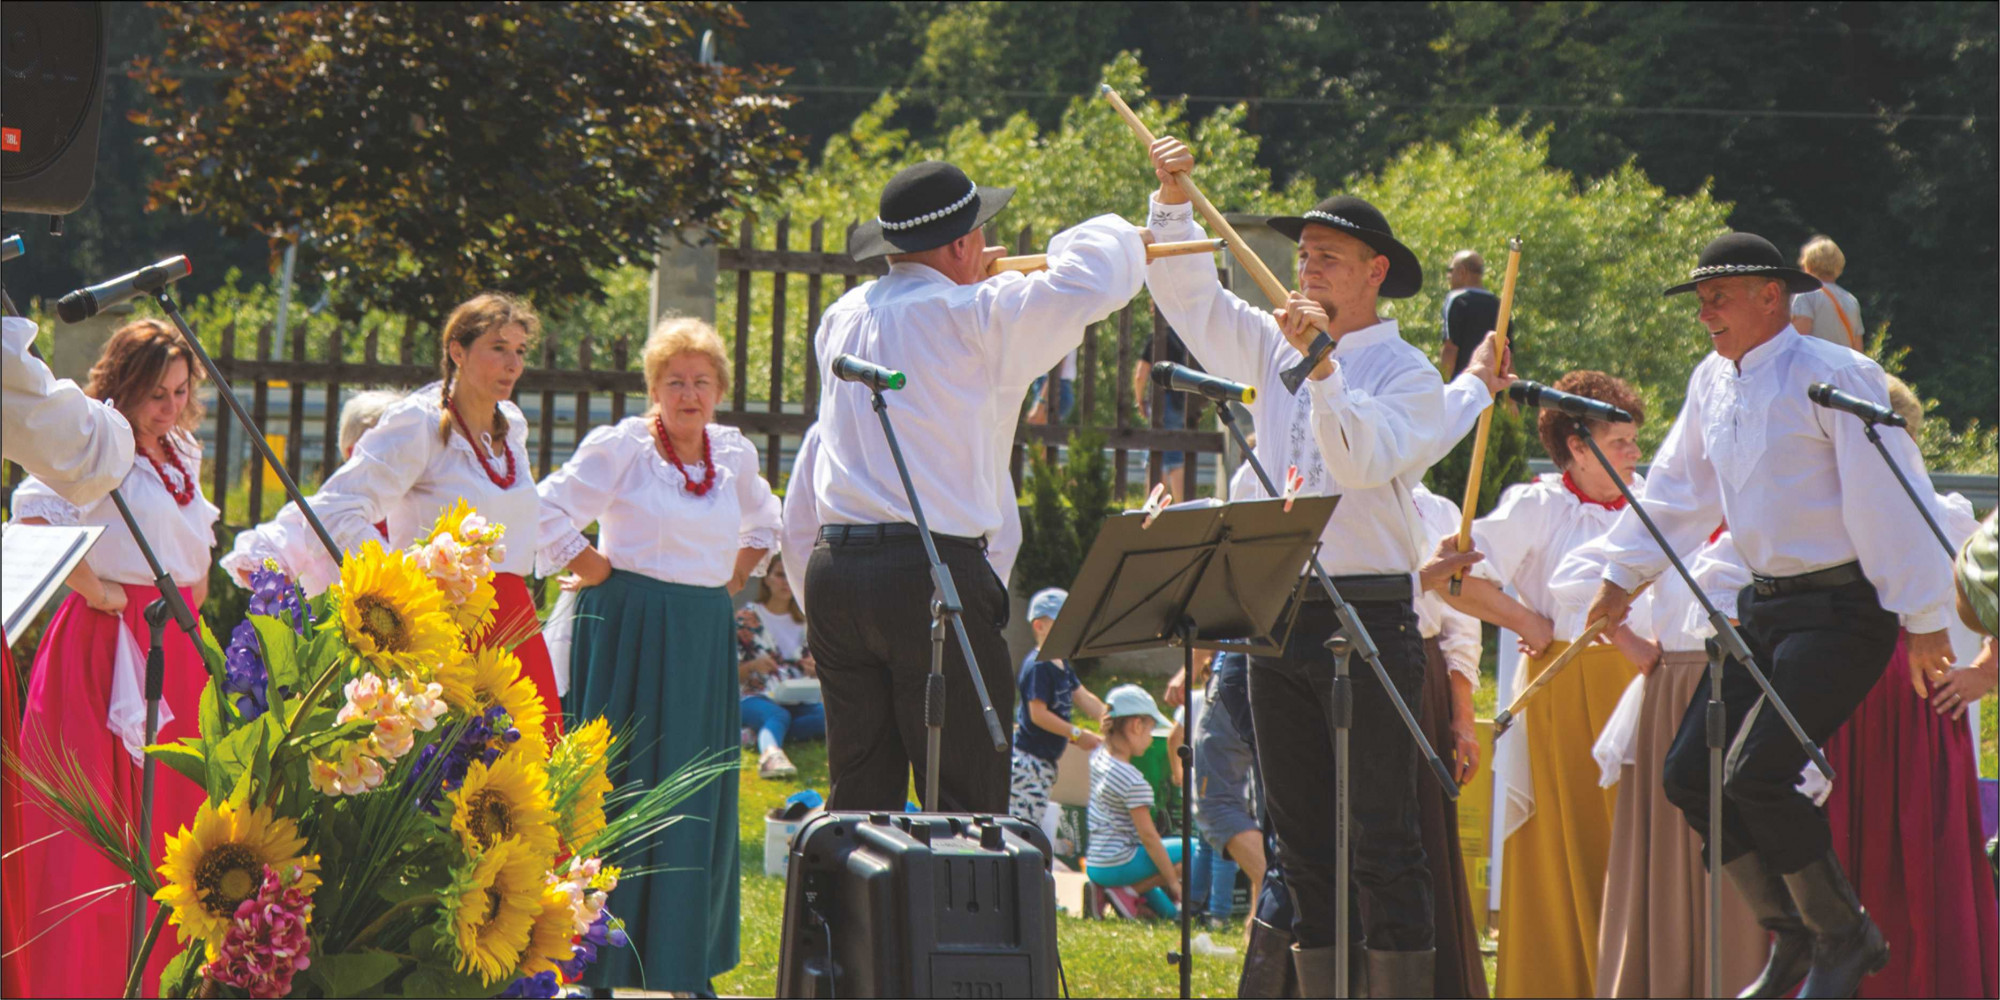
[{"left": 1537, "top": 370, "right": 1645, "bottom": 468}]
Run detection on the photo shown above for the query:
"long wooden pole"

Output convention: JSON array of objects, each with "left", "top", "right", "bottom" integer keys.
[
  {"left": 1100, "top": 84, "right": 1290, "bottom": 308},
  {"left": 1449, "top": 236, "right": 1524, "bottom": 594},
  {"left": 1491, "top": 581, "right": 1652, "bottom": 736},
  {"left": 987, "top": 238, "right": 1225, "bottom": 276}
]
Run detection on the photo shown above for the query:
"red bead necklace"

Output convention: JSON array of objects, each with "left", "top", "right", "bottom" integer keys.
[
  {"left": 447, "top": 396, "right": 518, "bottom": 489},
  {"left": 654, "top": 412, "right": 716, "bottom": 496},
  {"left": 141, "top": 438, "right": 197, "bottom": 506}
]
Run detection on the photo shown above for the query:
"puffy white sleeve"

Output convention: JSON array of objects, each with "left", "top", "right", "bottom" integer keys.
[
  {"left": 1600, "top": 377, "right": 1724, "bottom": 592},
  {"left": 781, "top": 427, "right": 823, "bottom": 608},
  {"left": 1819, "top": 364, "right": 1957, "bottom": 633},
  {"left": 1437, "top": 600, "right": 1483, "bottom": 685},
  {"left": 2, "top": 317, "right": 135, "bottom": 507},
  {"left": 315, "top": 399, "right": 442, "bottom": 556},
  {"left": 1547, "top": 535, "right": 1615, "bottom": 640},
  {"left": 7, "top": 474, "right": 86, "bottom": 526},
  {"left": 1685, "top": 531, "right": 1751, "bottom": 636},
  {"left": 1469, "top": 483, "right": 1549, "bottom": 590},
  {"left": 1307, "top": 355, "right": 1447, "bottom": 491},
  {"left": 534, "top": 424, "right": 628, "bottom": 576},
  {"left": 1143, "top": 195, "right": 1291, "bottom": 389},
  {"left": 975, "top": 214, "right": 1147, "bottom": 387},
  {"left": 726, "top": 431, "right": 783, "bottom": 551},
  {"left": 1430, "top": 369, "right": 1495, "bottom": 465}
]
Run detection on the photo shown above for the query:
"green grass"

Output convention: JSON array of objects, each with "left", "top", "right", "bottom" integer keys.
[{"left": 718, "top": 740, "right": 1239, "bottom": 997}]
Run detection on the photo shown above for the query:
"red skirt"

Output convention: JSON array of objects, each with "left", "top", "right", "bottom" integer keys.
[
  {"left": 1824, "top": 632, "right": 2000, "bottom": 999},
  {"left": 2, "top": 633, "right": 25, "bottom": 999},
  {"left": 14, "top": 586, "right": 209, "bottom": 999},
  {"left": 490, "top": 572, "right": 562, "bottom": 745}
]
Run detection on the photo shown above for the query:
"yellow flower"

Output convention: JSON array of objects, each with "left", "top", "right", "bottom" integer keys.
[
  {"left": 418, "top": 499, "right": 504, "bottom": 635},
  {"left": 517, "top": 883, "right": 579, "bottom": 976},
  {"left": 154, "top": 801, "right": 320, "bottom": 948},
  {"left": 443, "top": 837, "right": 543, "bottom": 984},
  {"left": 437, "top": 646, "right": 547, "bottom": 758},
  {"left": 448, "top": 751, "right": 559, "bottom": 860},
  {"left": 336, "top": 540, "right": 460, "bottom": 678},
  {"left": 547, "top": 718, "right": 615, "bottom": 850}
]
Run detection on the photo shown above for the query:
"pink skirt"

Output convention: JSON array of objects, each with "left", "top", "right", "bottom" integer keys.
[
  {"left": 1824, "top": 632, "right": 2000, "bottom": 999},
  {"left": 14, "top": 586, "right": 209, "bottom": 998}
]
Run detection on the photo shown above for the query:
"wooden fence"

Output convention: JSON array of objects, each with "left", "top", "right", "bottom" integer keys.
[{"left": 2, "top": 218, "right": 1231, "bottom": 529}]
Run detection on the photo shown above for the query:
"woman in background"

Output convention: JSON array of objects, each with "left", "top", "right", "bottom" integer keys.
[{"left": 738, "top": 551, "right": 822, "bottom": 780}]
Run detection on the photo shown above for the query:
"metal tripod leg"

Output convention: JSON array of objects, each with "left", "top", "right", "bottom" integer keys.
[{"left": 1329, "top": 630, "right": 1354, "bottom": 1000}]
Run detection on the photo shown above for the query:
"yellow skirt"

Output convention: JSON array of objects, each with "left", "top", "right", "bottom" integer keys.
[{"left": 1495, "top": 640, "right": 1637, "bottom": 998}]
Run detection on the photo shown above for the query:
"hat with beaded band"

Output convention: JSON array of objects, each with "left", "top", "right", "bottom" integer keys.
[
  {"left": 1664, "top": 232, "right": 1822, "bottom": 297},
  {"left": 1265, "top": 194, "right": 1423, "bottom": 299},
  {"left": 848, "top": 161, "right": 1015, "bottom": 261}
]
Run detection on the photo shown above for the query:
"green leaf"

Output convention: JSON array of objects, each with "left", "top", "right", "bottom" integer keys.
[
  {"left": 147, "top": 740, "right": 208, "bottom": 788},
  {"left": 198, "top": 682, "right": 228, "bottom": 737},
  {"left": 160, "top": 940, "right": 200, "bottom": 998},
  {"left": 305, "top": 948, "right": 406, "bottom": 998},
  {"left": 192, "top": 617, "right": 229, "bottom": 687},
  {"left": 205, "top": 713, "right": 270, "bottom": 801},
  {"left": 251, "top": 613, "right": 303, "bottom": 690},
  {"left": 395, "top": 962, "right": 495, "bottom": 999}
]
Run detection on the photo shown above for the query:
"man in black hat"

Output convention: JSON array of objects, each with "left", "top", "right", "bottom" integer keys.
[
  {"left": 1142, "top": 137, "right": 1512, "bottom": 997},
  {"left": 801, "top": 160, "right": 1150, "bottom": 814},
  {"left": 1584, "top": 232, "right": 1959, "bottom": 998}
]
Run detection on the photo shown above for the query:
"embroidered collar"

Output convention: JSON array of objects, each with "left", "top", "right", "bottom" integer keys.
[
  {"left": 1728, "top": 326, "right": 1796, "bottom": 376},
  {"left": 1328, "top": 319, "right": 1401, "bottom": 354},
  {"left": 1561, "top": 469, "right": 1627, "bottom": 511}
]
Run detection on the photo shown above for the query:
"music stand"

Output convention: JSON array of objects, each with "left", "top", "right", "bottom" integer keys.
[{"left": 1040, "top": 495, "right": 1337, "bottom": 1000}]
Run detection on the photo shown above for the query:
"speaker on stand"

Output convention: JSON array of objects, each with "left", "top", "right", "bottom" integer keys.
[{"left": 2, "top": 1, "right": 109, "bottom": 219}]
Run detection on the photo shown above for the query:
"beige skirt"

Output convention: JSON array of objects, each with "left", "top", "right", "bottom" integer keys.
[{"left": 1594, "top": 650, "right": 1767, "bottom": 998}]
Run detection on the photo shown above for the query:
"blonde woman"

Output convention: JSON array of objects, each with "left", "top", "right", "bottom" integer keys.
[
  {"left": 315, "top": 293, "right": 560, "bottom": 742},
  {"left": 537, "top": 316, "right": 780, "bottom": 994},
  {"left": 1790, "top": 235, "right": 1865, "bottom": 350}
]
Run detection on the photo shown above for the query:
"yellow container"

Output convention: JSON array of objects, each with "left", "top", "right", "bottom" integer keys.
[
  {"left": 263, "top": 434, "right": 288, "bottom": 491},
  {"left": 1456, "top": 718, "right": 1497, "bottom": 936}
]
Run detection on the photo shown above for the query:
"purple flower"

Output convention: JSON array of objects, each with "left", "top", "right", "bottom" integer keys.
[
  {"left": 223, "top": 620, "right": 270, "bottom": 720},
  {"left": 408, "top": 706, "right": 506, "bottom": 812},
  {"left": 246, "top": 565, "right": 308, "bottom": 632},
  {"left": 554, "top": 908, "right": 628, "bottom": 979},
  {"left": 499, "top": 969, "right": 562, "bottom": 998}
]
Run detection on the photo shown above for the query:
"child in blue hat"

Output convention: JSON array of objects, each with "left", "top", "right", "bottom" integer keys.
[{"left": 1007, "top": 587, "right": 1107, "bottom": 829}]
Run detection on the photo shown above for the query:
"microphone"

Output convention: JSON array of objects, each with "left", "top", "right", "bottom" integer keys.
[
  {"left": 831, "top": 353, "right": 906, "bottom": 392},
  {"left": 55, "top": 256, "right": 193, "bottom": 324},
  {"left": 1507, "top": 380, "right": 1634, "bottom": 423},
  {"left": 1151, "top": 361, "right": 1257, "bottom": 405},
  {"left": 1807, "top": 382, "right": 1905, "bottom": 428}
]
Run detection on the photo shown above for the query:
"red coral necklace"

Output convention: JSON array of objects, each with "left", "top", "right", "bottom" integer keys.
[
  {"left": 141, "top": 438, "right": 197, "bottom": 506},
  {"left": 654, "top": 412, "right": 716, "bottom": 496},
  {"left": 447, "top": 397, "right": 517, "bottom": 489}
]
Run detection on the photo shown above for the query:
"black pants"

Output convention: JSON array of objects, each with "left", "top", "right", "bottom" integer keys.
[
  {"left": 804, "top": 533, "right": 1014, "bottom": 814},
  {"left": 1661, "top": 577, "right": 1898, "bottom": 874},
  {"left": 1250, "top": 599, "right": 1433, "bottom": 952}
]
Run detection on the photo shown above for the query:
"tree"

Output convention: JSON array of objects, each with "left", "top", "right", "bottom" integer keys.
[{"left": 130, "top": 1, "right": 802, "bottom": 323}]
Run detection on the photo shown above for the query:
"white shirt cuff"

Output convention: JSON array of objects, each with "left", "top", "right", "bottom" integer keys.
[
  {"left": 1603, "top": 561, "right": 1651, "bottom": 594},
  {"left": 537, "top": 530, "right": 591, "bottom": 579},
  {"left": 1305, "top": 361, "right": 1352, "bottom": 410},
  {"left": 1146, "top": 196, "right": 1197, "bottom": 233},
  {"left": 1902, "top": 606, "right": 1952, "bottom": 636}
]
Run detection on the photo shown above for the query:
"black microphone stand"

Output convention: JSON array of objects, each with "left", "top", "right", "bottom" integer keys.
[
  {"left": 149, "top": 289, "right": 344, "bottom": 565},
  {"left": 1574, "top": 422, "right": 1835, "bottom": 999},
  {"left": 1844, "top": 411, "right": 1957, "bottom": 558},
  {"left": 126, "top": 598, "right": 171, "bottom": 973},
  {"left": 1214, "top": 403, "right": 1457, "bottom": 998},
  {"left": 864, "top": 386, "right": 1007, "bottom": 809}
]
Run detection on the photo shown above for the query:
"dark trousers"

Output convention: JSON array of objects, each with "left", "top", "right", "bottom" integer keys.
[
  {"left": 1661, "top": 578, "right": 1898, "bottom": 874},
  {"left": 804, "top": 533, "right": 1014, "bottom": 814},
  {"left": 1250, "top": 599, "right": 1433, "bottom": 952}
]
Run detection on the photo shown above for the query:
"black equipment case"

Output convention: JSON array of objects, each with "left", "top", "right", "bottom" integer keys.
[{"left": 775, "top": 812, "right": 1061, "bottom": 998}]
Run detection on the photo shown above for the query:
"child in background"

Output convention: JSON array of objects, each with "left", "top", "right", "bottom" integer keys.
[
  {"left": 1008, "top": 588, "right": 1106, "bottom": 825},
  {"left": 1086, "top": 684, "right": 1186, "bottom": 919}
]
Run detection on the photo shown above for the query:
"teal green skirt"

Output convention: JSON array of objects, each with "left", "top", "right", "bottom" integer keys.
[{"left": 565, "top": 570, "right": 740, "bottom": 992}]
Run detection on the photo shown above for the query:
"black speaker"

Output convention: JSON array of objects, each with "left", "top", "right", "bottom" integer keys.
[
  {"left": 776, "top": 812, "right": 1062, "bottom": 998},
  {"left": 2, "top": 1, "right": 108, "bottom": 215}
]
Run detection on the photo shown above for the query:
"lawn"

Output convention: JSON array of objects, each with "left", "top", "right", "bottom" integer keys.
[{"left": 716, "top": 739, "right": 1239, "bottom": 998}]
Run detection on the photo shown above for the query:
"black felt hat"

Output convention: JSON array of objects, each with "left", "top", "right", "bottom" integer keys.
[
  {"left": 1266, "top": 195, "right": 1423, "bottom": 299},
  {"left": 1663, "top": 232, "right": 1822, "bottom": 296},
  {"left": 848, "top": 161, "right": 1015, "bottom": 261}
]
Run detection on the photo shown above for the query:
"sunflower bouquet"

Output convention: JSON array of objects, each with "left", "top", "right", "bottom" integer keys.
[{"left": 17, "top": 500, "right": 733, "bottom": 998}]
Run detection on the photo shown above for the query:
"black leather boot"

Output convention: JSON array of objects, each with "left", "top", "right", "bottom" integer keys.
[
  {"left": 1781, "top": 850, "right": 1889, "bottom": 998},
  {"left": 1365, "top": 948, "right": 1434, "bottom": 999},
  {"left": 1239, "top": 915, "right": 1298, "bottom": 999},
  {"left": 1723, "top": 854, "right": 1813, "bottom": 998},
  {"left": 1292, "top": 943, "right": 1340, "bottom": 998}
]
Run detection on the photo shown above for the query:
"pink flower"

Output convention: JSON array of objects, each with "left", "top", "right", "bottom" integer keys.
[{"left": 202, "top": 865, "right": 314, "bottom": 998}]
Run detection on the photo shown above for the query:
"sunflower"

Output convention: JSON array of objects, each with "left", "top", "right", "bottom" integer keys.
[
  {"left": 437, "top": 646, "right": 547, "bottom": 758},
  {"left": 336, "top": 540, "right": 460, "bottom": 678},
  {"left": 154, "top": 801, "right": 320, "bottom": 948},
  {"left": 441, "top": 836, "right": 543, "bottom": 984},
  {"left": 517, "top": 883, "right": 579, "bottom": 976},
  {"left": 448, "top": 751, "right": 559, "bottom": 860},
  {"left": 547, "top": 718, "right": 615, "bottom": 850}
]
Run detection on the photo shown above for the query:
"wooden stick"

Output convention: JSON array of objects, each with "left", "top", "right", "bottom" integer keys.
[
  {"left": 1449, "top": 236, "right": 1525, "bottom": 594},
  {"left": 1492, "top": 582, "right": 1652, "bottom": 736},
  {"left": 1100, "top": 84, "right": 1290, "bottom": 308},
  {"left": 987, "top": 238, "right": 1225, "bottom": 275}
]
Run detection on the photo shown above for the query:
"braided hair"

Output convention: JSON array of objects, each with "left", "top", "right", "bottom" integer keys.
[{"left": 437, "top": 292, "right": 540, "bottom": 443}]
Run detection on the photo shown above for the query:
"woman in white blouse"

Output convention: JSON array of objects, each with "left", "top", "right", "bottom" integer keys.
[
  {"left": 313, "top": 294, "right": 560, "bottom": 744},
  {"left": 537, "top": 316, "right": 780, "bottom": 995},
  {"left": 10, "top": 319, "right": 219, "bottom": 998}
]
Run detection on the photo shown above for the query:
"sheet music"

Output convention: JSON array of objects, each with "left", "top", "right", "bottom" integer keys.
[{"left": 2, "top": 523, "right": 104, "bottom": 643}]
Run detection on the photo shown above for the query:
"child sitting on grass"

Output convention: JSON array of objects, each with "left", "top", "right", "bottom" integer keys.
[
  {"left": 1086, "top": 684, "right": 1186, "bottom": 920},
  {"left": 1008, "top": 588, "right": 1106, "bottom": 826}
]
